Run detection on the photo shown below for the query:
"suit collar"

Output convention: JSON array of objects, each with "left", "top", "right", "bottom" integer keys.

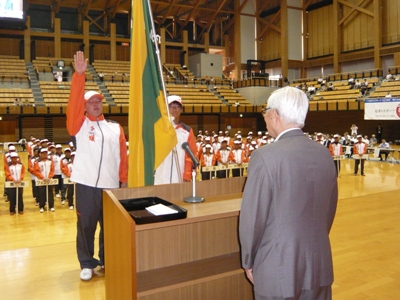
[{"left": 274, "top": 128, "right": 303, "bottom": 141}]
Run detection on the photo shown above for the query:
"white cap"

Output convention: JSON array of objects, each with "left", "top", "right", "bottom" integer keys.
[
  {"left": 167, "top": 95, "right": 182, "bottom": 105},
  {"left": 10, "top": 152, "right": 18, "bottom": 158},
  {"left": 8, "top": 145, "right": 16, "bottom": 151},
  {"left": 71, "top": 152, "right": 76, "bottom": 156},
  {"left": 357, "top": 135, "right": 362, "bottom": 138},
  {"left": 234, "top": 140, "right": 241, "bottom": 144},
  {"left": 84, "top": 91, "right": 104, "bottom": 101},
  {"left": 40, "top": 148, "right": 48, "bottom": 153},
  {"left": 205, "top": 144, "right": 212, "bottom": 149},
  {"left": 56, "top": 144, "right": 62, "bottom": 148},
  {"left": 64, "top": 148, "right": 71, "bottom": 152},
  {"left": 333, "top": 134, "right": 339, "bottom": 138}
]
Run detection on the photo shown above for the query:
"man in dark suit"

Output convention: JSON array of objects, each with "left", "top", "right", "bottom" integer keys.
[{"left": 239, "top": 87, "right": 338, "bottom": 300}]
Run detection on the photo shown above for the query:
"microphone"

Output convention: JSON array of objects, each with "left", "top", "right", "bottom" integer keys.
[{"left": 182, "top": 142, "right": 199, "bottom": 168}]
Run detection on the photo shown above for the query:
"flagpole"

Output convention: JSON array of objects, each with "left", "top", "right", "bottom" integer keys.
[
  {"left": 145, "top": 0, "right": 170, "bottom": 120},
  {"left": 144, "top": 0, "right": 183, "bottom": 183}
]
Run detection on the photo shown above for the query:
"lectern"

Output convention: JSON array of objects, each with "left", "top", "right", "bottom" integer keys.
[{"left": 103, "top": 177, "right": 253, "bottom": 300}]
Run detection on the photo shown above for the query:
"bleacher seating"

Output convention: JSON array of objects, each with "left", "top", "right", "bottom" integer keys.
[
  {"left": 39, "top": 81, "right": 101, "bottom": 105},
  {"left": 215, "top": 87, "right": 251, "bottom": 105},
  {"left": 0, "top": 56, "right": 30, "bottom": 85},
  {"left": 92, "top": 60, "right": 130, "bottom": 83},
  {"left": 0, "top": 88, "right": 34, "bottom": 106},
  {"left": 369, "top": 81, "right": 400, "bottom": 98}
]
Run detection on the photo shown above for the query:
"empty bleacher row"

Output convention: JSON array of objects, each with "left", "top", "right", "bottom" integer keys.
[
  {"left": 0, "top": 55, "right": 30, "bottom": 86},
  {"left": 40, "top": 81, "right": 101, "bottom": 106}
]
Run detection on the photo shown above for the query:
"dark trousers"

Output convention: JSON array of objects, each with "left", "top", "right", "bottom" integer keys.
[
  {"left": 217, "top": 170, "right": 228, "bottom": 178},
  {"left": 333, "top": 161, "right": 341, "bottom": 177},
  {"left": 354, "top": 159, "right": 365, "bottom": 175},
  {"left": 54, "top": 174, "right": 63, "bottom": 194},
  {"left": 7, "top": 187, "right": 24, "bottom": 213},
  {"left": 255, "top": 285, "right": 331, "bottom": 300},
  {"left": 379, "top": 150, "right": 389, "bottom": 161},
  {"left": 38, "top": 185, "right": 54, "bottom": 209},
  {"left": 232, "top": 168, "right": 244, "bottom": 177},
  {"left": 201, "top": 171, "right": 211, "bottom": 180},
  {"left": 31, "top": 179, "right": 38, "bottom": 200},
  {"left": 66, "top": 183, "right": 75, "bottom": 207},
  {"left": 76, "top": 183, "right": 104, "bottom": 269}
]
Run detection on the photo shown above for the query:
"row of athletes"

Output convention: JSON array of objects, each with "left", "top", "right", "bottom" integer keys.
[{"left": 3, "top": 144, "right": 76, "bottom": 215}]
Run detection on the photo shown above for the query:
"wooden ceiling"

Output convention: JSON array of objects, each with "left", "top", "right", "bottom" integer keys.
[{"left": 27, "top": 0, "right": 236, "bottom": 23}]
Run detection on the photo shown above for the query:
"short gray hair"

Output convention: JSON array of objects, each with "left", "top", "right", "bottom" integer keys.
[{"left": 267, "top": 86, "right": 309, "bottom": 127}]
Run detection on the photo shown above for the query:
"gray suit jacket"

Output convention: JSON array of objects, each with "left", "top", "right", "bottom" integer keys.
[{"left": 239, "top": 129, "right": 338, "bottom": 298}]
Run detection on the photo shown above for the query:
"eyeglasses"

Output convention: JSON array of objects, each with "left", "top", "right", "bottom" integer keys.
[{"left": 261, "top": 107, "right": 272, "bottom": 115}]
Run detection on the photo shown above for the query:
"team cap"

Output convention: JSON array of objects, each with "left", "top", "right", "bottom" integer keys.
[
  {"left": 167, "top": 95, "right": 182, "bottom": 105},
  {"left": 84, "top": 91, "right": 104, "bottom": 101},
  {"left": 10, "top": 152, "right": 18, "bottom": 158}
]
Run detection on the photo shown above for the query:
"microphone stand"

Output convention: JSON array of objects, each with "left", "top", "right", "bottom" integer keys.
[{"left": 183, "top": 164, "right": 205, "bottom": 203}]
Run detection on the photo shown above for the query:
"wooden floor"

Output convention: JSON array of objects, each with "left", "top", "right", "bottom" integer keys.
[{"left": 1, "top": 150, "right": 400, "bottom": 300}]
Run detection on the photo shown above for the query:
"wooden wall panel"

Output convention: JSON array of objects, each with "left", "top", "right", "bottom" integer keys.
[
  {"left": 0, "top": 120, "right": 17, "bottom": 143},
  {"left": 34, "top": 39, "right": 55, "bottom": 58},
  {"left": 382, "top": 0, "right": 400, "bottom": 45},
  {"left": 307, "top": 5, "right": 333, "bottom": 58},
  {"left": 60, "top": 41, "right": 81, "bottom": 59},
  {"left": 260, "top": 29, "right": 280, "bottom": 61},
  {"left": 341, "top": 0, "right": 374, "bottom": 52},
  {"left": 116, "top": 45, "right": 130, "bottom": 61},
  {"left": 0, "top": 37, "right": 22, "bottom": 57},
  {"left": 21, "top": 117, "right": 45, "bottom": 140},
  {"left": 93, "top": 43, "right": 111, "bottom": 60}
]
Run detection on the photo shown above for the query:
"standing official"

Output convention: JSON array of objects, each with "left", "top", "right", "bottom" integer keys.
[
  {"left": 67, "top": 51, "right": 128, "bottom": 281},
  {"left": 239, "top": 87, "right": 338, "bottom": 300}
]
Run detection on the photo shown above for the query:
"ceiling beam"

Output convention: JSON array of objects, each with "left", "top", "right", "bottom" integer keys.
[
  {"left": 256, "top": 10, "right": 281, "bottom": 40},
  {"left": 338, "top": 0, "right": 373, "bottom": 26},
  {"left": 198, "top": 0, "right": 228, "bottom": 38}
]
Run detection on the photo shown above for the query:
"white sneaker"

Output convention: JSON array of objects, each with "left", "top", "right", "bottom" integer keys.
[
  {"left": 61, "top": 200, "right": 65, "bottom": 205},
  {"left": 56, "top": 194, "right": 60, "bottom": 198},
  {"left": 80, "top": 268, "right": 93, "bottom": 281},
  {"left": 40, "top": 208, "right": 44, "bottom": 213},
  {"left": 69, "top": 206, "right": 74, "bottom": 210},
  {"left": 50, "top": 208, "right": 55, "bottom": 212}
]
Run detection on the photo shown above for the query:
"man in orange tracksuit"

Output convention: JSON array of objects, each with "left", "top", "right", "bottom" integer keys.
[{"left": 67, "top": 51, "right": 128, "bottom": 281}]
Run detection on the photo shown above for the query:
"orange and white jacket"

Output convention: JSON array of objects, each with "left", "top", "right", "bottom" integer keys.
[
  {"left": 66, "top": 73, "right": 128, "bottom": 189},
  {"left": 329, "top": 142, "right": 343, "bottom": 156},
  {"left": 200, "top": 153, "right": 216, "bottom": 167},
  {"left": 33, "top": 158, "right": 54, "bottom": 180},
  {"left": 5, "top": 162, "right": 25, "bottom": 181},
  {"left": 231, "top": 148, "right": 248, "bottom": 164},
  {"left": 353, "top": 142, "right": 367, "bottom": 155},
  {"left": 215, "top": 148, "right": 235, "bottom": 166},
  {"left": 154, "top": 122, "right": 196, "bottom": 184}
]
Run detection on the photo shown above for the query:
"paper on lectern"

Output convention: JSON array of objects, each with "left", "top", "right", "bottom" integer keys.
[{"left": 145, "top": 204, "right": 178, "bottom": 216}]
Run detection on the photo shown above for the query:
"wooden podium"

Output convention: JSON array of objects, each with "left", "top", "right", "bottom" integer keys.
[{"left": 103, "top": 177, "right": 253, "bottom": 300}]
